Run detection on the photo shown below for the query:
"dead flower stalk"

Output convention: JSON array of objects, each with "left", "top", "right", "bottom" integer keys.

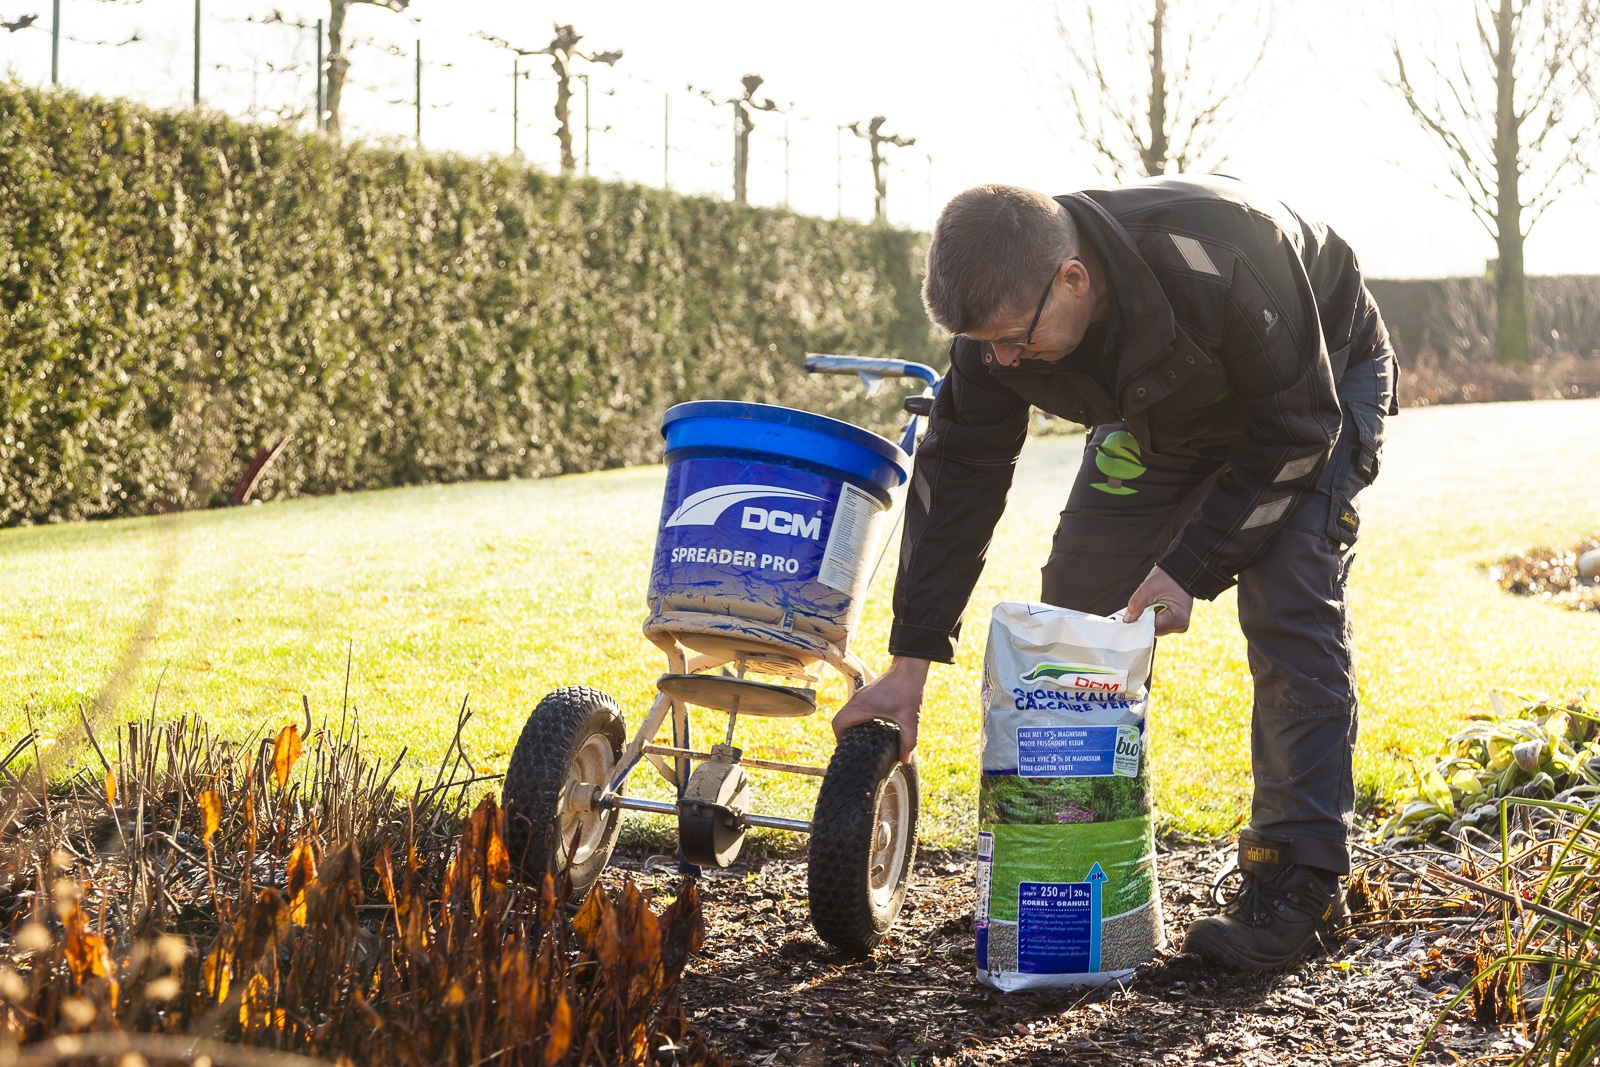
[{"left": 0, "top": 697, "right": 724, "bottom": 1066}]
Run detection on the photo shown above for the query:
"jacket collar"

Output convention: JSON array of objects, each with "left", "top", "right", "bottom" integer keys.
[{"left": 1057, "top": 191, "right": 1176, "bottom": 390}]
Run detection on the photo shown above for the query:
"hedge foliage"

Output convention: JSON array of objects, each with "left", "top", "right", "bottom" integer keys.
[
  {"left": 1367, "top": 277, "right": 1600, "bottom": 405},
  {"left": 1368, "top": 276, "right": 1600, "bottom": 365},
  {"left": 0, "top": 84, "right": 941, "bottom": 527}
]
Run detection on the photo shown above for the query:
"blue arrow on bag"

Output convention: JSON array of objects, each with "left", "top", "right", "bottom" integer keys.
[{"left": 1086, "top": 862, "right": 1107, "bottom": 972}]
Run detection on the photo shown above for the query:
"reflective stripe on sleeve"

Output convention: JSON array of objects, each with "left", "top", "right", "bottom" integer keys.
[
  {"left": 1241, "top": 497, "right": 1293, "bottom": 530},
  {"left": 1273, "top": 455, "right": 1320, "bottom": 483}
]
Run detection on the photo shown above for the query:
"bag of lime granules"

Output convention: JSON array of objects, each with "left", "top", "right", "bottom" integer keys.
[{"left": 974, "top": 602, "right": 1166, "bottom": 990}]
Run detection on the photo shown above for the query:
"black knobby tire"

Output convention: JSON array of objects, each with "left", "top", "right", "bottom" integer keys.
[
  {"left": 502, "top": 686, "right": 626, "bottom": 904},
  {"left": 808, "top": 720, "right": 920, "bottom": 957}
]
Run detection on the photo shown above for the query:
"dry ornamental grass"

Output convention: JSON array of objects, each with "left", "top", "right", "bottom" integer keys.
[{"left": 0, "top": 700, "right": 724, "bottom": 1066}]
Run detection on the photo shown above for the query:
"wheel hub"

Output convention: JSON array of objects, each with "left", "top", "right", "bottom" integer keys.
[
  {"left": 556, "top": 733, "right": 617, "bottom": 867},
  {"left": 868, "top": 765, "right": 911, "bottom": 909}
]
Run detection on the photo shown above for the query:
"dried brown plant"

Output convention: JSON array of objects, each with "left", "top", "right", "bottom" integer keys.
[{"left": 0, "top": 699, "right": 722, "bottom": 1066}]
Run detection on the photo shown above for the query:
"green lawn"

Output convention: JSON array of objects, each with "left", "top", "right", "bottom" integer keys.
[{"left": 2, "top": 398, "right": 1597, "bottom": 850}]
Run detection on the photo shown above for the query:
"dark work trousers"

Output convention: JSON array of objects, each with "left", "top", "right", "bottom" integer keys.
[{"left": 1039, "top": 378, "right": 1383, "bottom": 876}]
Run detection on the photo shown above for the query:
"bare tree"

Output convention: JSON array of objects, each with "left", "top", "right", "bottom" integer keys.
[
  {"left": 482, "top": 24, "right": 620, "bottom": 174},
  {"left": 695, "top": 74, "right": 780, "bottom": 204},
  {"left": 1391, "top": 0, "right": 1600, "bottom": 363},
  {"left": 245, "top": 10, "right": 321, "bottom": 128},
  {"left": 849, "top": 116, "right": 915, "bottom": 222},
  {"left": 1053, "top": 0, "right": 1272, "bottom": 180},
  {"left": 324, "top": 0, "right": 411, "bottom": 138}
]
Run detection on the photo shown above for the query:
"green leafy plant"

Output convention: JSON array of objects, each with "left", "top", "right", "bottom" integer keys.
[
  {"left": 1362, "top": 692, "right": 1600, "bottom": 1065},
  {"left": 1379, "top": 692, "right": 1600, "bottom": 845}
]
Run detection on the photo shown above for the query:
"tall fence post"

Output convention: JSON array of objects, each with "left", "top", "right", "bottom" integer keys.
[
  {"left": 315, "top": 18, "right": 324, "bottom": 129},
  {"left": 50, "top": 0, "right": 59, "bottom": 84},
  {"left": 783, "top": 120, "right": 790, "bottom": 208},
  {"left": 835, "top": 125, "right": 845, "bottom": 219},
  {"left": 663, "top": 92, "right": 669, "bottom": 189},
  {"left": 414, "top": 38, "right": 422, "bottom": 144},
  {"left": 192, "top": 0, "right": 201, "bottom": 108},
  {"left": 731, "top": 99, "right": 740, "bottom": 201},
  {"left": 512, "top": 57, "right": 519, "bottom": 155}
]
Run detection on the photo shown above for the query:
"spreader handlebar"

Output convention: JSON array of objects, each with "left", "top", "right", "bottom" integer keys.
[{"left": 804, "top": 353, "right": 940, "bottom": 388}]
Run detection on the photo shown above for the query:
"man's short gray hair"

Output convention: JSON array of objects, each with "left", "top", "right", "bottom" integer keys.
[{"left": 921, "top": 184, "right": 1079, "bottom": 336}]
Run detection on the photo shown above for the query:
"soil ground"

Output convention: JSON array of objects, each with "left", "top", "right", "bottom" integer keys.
[{"left": 601, "top": 842, "right": 1521, "bottom": 1067}]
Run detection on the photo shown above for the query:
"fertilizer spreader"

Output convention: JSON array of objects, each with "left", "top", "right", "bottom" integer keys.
[{"left": 501, "top": 354, "right": 941, "bottom": 956}]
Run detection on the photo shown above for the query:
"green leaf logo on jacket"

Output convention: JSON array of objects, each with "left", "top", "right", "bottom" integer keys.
[{"left": 1092, "top": 430, "right": 1146, "bottom": 495}]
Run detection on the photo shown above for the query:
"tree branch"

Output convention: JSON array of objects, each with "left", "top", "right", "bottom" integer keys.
[
  {"left": 1051, "top": 0, "right": 1271, "bottom": 180},
  {"left": 1389, "top": 0, "right": 1600, "bottom": 251}
]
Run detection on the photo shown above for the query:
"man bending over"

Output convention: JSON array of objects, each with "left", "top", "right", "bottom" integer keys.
[{"left": 834, "top": 177, "right": 1397, "bottom": 970}]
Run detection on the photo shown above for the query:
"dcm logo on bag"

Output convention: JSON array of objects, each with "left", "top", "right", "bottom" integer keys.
[{"left": 1017, "top": 662, "right": 1129, "bottom": 692}]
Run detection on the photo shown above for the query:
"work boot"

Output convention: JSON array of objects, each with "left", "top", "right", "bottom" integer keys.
[{"left": 1183, "top": 830, "right": 1344, "bottom": 971}]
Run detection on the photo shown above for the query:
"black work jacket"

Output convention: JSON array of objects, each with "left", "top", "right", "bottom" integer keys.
[{"left": 889, "top": 175, "right": 1398, "bottom": 663}]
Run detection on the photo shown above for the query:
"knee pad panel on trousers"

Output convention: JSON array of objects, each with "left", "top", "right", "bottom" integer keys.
[{"left": 1237, "top": 525, "right": 1356, "bottom": 714}]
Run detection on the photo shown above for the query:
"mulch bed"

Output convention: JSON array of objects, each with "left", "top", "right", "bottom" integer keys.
[{"left": 601, "top": 841, "right": 1520, "bottom": 1066}]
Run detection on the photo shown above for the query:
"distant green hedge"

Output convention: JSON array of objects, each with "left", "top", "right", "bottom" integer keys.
[{"left": 0, "top": 84, "right": 941, "bottom": 526}]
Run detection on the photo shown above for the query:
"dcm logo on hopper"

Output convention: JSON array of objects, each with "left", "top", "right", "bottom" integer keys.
[
  {"left": 652, "top": 458, "right": 883, "bottom": 603},
  {"left": 740, "top": 507, "right": 821, "bottom": 538},
  {"left": 660, "top": 481, "right": 833, "bottom": 576},
  {"left": 664, "top": 484, "right": 824, "bottom": 539}
]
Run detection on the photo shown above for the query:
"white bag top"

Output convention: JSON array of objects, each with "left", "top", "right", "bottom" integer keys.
[
  {"left": 989, "top": 601, "right": 1158, "bottom": 656},
  {"left": 981, "top": 602, "right": 1158, "bottom": 773}
]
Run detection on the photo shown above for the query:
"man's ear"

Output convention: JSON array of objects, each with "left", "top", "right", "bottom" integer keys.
[{"left": 1063, "top": 256, "right": 1090, "bottom": 296}]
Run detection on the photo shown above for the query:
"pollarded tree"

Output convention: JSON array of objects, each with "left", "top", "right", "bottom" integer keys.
[
  {"left": 849, "top": 116, "right": 915, "bottom": 222},
  {"left": 324, "top": 0, "right": 412, "bottom": 138},
  {"left": 1391, "top": 0, "right": 1600, "bottom": 363},
  {"left": 482, "top": 24, "right": 621, "bottom": 174},
  {"left": 696, "top": 75, "right": 780, "bottom": 204},
  {"left": 1052, "top": 0, "right": 1273, "bottom": 180}
]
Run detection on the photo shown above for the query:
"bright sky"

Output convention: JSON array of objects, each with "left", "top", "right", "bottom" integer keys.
[{"left": 5, "top": 0, "right": 1599, "bottom": 278}]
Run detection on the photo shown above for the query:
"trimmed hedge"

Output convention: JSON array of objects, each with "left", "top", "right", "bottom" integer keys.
[
  {"left": 0, "top": 84, "right": 941, "bottom": 527},
  {"left": 1367, "top": 277, "right": 1600, "bottom": 405},
  {"left": 1368, "top": 276, "right": 1600, "bottom": 364}
]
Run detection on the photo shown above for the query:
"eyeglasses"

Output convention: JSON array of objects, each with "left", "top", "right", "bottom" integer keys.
[
  {"left": 987, "top": 257, "right": 1078, "bottom": 354},
  {"left": 1018, "top": 274, "right": 1055, "bottom": 346}
]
